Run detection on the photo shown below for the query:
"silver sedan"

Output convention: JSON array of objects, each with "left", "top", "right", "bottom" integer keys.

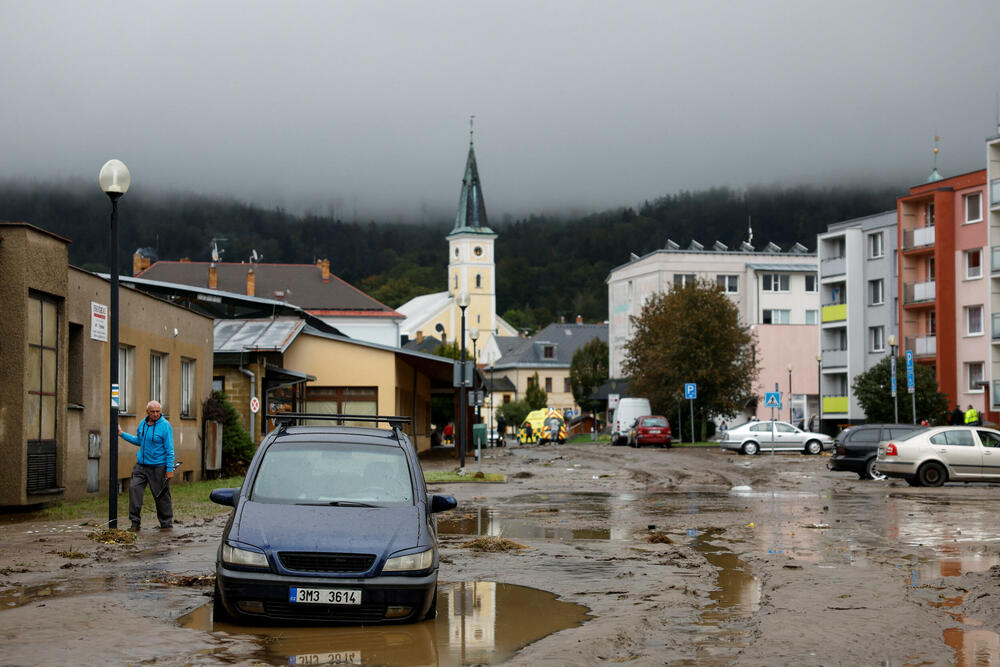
[
  {"left": 720, "top": 420, "right": 833, "bottom": 455},
  {"left": 876, "top": 425, "right": 1000, "bottom": 486}
]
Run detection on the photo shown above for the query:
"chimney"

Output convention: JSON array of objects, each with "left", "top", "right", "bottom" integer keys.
[
  {"left": 246, "top": 267, "right": 255, "bottom": 297},
  {"left": 416, "top": 331, "right": 424, "bottom": 343},
  {"left": 132, "top": 252, "right": 151, "bottom": 276},
  {"left": 318, "top": 258, "right": 330, "bottom": 282},
  {"left": 576, "top": 315, "right": 583, "bottom": 325},
  {"left": 208, "top": 263, "right": 218, "bottom": 289}
]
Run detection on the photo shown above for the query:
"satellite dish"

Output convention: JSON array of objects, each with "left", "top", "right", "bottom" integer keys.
[{"left": 250, "top": 249, "right": 261, "bottom": 263}]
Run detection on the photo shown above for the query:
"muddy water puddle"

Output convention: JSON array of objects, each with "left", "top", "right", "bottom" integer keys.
[
  {"left": 179, "top": 581, "right": 589, "bottom": 665},
  {"left": 438, "top": 507, "right": 610, "bottom": 541}
]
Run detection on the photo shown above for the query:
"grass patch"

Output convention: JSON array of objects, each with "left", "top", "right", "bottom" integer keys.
[
  {"left": 459, "top": 536, "right": 528, "bottom": 552},
  {"left": 424, "top": 471, "right": 505, "bottom": 483},
  {"left": 568, "top": 434, "right": 611, "bottom": 444},
  {"left": 671, "top": 441, "right": 719, "bottom": 448},
  {"left": 36, "top": 476, "right": 244, "bottom": 524}
]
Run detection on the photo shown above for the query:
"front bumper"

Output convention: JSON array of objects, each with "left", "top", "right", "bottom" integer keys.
[{"left": 216, "top": 563, "right": 437, "bottom": 624}]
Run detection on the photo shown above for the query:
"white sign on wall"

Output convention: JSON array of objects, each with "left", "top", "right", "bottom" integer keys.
[{"left": 91, "top": 302, "right": 108, "bottom": 342}]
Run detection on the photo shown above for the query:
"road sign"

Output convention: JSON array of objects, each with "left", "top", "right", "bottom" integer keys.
[
  {"left": 111, "top": 383, "right": 120, "bottom": 409},
  {"left": 685, "top": 383, "right": 697, "bottom": 400},
  {"left": 905, "top": 350, "right": 915, "bottom": 393},
  {"left": 764, "top": 392, "right": 782, "bottom": 409},
  {"left": 250, "top": 396, "right": 260, "bottom": 414}
]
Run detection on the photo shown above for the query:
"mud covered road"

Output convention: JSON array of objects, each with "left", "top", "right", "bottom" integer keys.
[{"left": 2, "top": 442, "right": 1000, "bottom": 666}]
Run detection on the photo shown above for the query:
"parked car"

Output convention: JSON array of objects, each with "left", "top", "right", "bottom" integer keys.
[
  {"left": 876, "top": 425, "right": 1000, "bottom": 486},
  {"left": 719, "top": 420, "right": 833, "bottom": 455},
  {"left": 210, "top": 415, "right": 457, "bottom": 624},
  {"left": 611, "top": 397, "right": 652, "bottom": 446},
  {"left": 628, "top": 415, "right": 672, "bottom": 448},
  {"left": 828, "top": 424, "right": 926, "bottom": 480}
]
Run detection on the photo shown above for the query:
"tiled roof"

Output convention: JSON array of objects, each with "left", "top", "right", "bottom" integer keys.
[
  {"left": 494, "top": 323, "right": 609, "bottom": 369},
  {"left": 137, "top": 261, "right": 400, "bottom": 316}
]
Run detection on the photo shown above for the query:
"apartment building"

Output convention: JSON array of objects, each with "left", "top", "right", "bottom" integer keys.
[
  {"left": 817, "top": 211, "right": 899, "bottom": 427},
  {"left": 606, "top": 239, "right": 820, "bottom": 424},
  {"left": 986, "top": 137, "right": 1000, "bottom": 417},
  {"left": 897, "top": 169, "right": 989, "bottom": 414}
]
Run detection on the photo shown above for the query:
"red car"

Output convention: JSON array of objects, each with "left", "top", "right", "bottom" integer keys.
[{"left": 628, "top": 416, "right": 672, "bottom": 448}]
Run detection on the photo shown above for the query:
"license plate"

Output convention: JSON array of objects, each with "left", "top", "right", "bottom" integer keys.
[
  {"left": 290, "top": 651, "right": 361, "bottom": 665},
  {"left": 289, "top": 587, "right": 361, "bottom": 605}
]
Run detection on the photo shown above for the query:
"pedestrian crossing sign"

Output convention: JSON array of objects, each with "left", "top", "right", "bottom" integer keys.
[{"left": 764, "top": 392, "right": 781, "bottom": 409}]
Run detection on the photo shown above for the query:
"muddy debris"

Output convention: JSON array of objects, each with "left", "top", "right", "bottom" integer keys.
[
  {"left": 53, "top": 549, "right": 89, "bottom": 559},
  {"left": 144, "top": 573, "right": 216, "bottom": 587},
  {"left": 512, "top": 471, "right": 534, "bottom": 479},
  {"left": 644, "top": 531, "right": 673, "bottom": 544},
  {"left": 459, "top": 536, "right": 528, "bottom": 552},
  {"left": 86, "top": 528, "right": 138, "bottom": 545}
]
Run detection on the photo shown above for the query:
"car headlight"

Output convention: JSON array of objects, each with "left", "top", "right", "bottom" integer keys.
[
  {"left": 383, "top": 548, "right": 433, "bottom": 572},
  {"left": 222, "top": 544, "right": 269, "bottom": 569}
]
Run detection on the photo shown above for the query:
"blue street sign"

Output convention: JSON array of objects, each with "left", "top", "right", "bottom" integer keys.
[
  {"left": 905, "top": 350, "right": 915, "bottom": 392},
  {"left": 685, "top": 383, "right": 697, "bottom": 400},
  {"left": 764, "top": 392, "right": 782, "bottom": 409}
]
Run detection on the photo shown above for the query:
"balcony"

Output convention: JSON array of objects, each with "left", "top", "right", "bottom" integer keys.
[
  {"left": 993, "top": 246, "right": 1000, "bottom": 275},
  {"left": 992, "top": 178, "right": 1000, "bottom": 207},
  {"left": 994, "top": 380, "right": 1000, "bottom": 408},
  {"left": 993, "top": 313, "right": 1000, "bottom": 340},
  {"left": 821, "top": 255, "right": 846, "bottom": 277},
  {"left": 822, "top": 303, "right": 846, "bottom": 323},
  {"left": 902, "top": 225, "right": 935, "bottom": 251},
  {"left": 905, "top": 335, "right": 936, "bottom": 357},
  {"left": 902, "top": 280, "right": 935, "bottom": 305},
  {"left": 821, "top": 348, "right": 847, "bottom": 368},
  {"left": 823, "top": 395, "right": 848, "bottom": 414}
]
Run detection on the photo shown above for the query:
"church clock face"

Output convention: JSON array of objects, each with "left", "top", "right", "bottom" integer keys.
[{"left": 473, "top": 245, "right": 483, "bottom": 257}]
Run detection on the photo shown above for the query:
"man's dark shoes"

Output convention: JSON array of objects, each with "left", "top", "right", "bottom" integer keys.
[
  {"left": 158, "top": 524, "right": 173, "bottom": 530},
  {"left": 127, "top": 523, "right": 140, "bottom": 532}
]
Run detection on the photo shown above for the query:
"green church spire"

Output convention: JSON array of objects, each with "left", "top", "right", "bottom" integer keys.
[{"left": 449, "top": 118, "right": 494, "bottom": 236}]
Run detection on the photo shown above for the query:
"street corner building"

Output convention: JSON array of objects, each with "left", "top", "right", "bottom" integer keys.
[{"left": 0, "top": 222, "right": 214, "bottom": 508}]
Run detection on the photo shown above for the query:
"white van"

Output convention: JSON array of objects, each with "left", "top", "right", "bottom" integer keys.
[{"left": 611, "top": 397, "right": 652, "bottom": 446}]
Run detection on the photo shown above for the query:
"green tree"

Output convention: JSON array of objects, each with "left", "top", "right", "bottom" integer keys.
[
  {"left": 622, "top": 280, "right": 757, "bottom": 437},
  {"left": 851, "top": 356, "right": 948, "bottom": 424},
  {"left": 205, "top": 391, "right": 255, "bottom": 476},
  {"left": 497, "top": 399, "right": 532, "bottom": 431},
  {"left": 431, "top": 341, "right": 471, "bottom": 360},
  {"left": 525, "top": 372, "right": 548, "bottom": 410},
  {"left": 570, "top": 338, "right": 609, "bottom": 411}
]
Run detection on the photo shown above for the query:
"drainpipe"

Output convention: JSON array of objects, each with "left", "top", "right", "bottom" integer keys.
[{"left": 239, "top": 356, "right": 256, "bottom": 442}]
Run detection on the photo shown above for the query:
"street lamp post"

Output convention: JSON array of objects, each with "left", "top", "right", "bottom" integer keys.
[
  {"left": 816, "top": 354, "right": 822, "bottom": 433},
  {"left": 787, "top": 363, "right": 793, "bottom": 423},
  {"left": 456, "top": 292, "right": 471, "bottom": 468},
  {"left": 888, "top": 334, "right": 899, "bottom": 423},
  {"left": 490, "top": 364, "right": 495, "bottom": 445},
  {"left": 470, "top": 327, "right": 480, "bottom": 451},
  {"left": 99, "top": 159, "right": 130, "bottom": 529}
]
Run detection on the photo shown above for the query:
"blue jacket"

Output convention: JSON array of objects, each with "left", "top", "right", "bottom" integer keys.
[{"left": 121, "top": 415, "right": 175, "bottom": 471}]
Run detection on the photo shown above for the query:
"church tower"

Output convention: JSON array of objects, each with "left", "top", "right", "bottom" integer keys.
[{"left": 447, "top": 131, "right": 498, "bottom": 349}]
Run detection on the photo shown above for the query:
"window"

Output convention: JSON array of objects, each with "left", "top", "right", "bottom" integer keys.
[
  {"left": 967, "top": 305, "right": 984, "bottom": 336},
  {"left": 762, "top": 274, "right": 789, "bottom": 292},
  {"left": 716, "top": 275, "right": 738, "bottom": 293},
  {"left": 212, "top": 376, "right": 225, "bottom": 392},
  {"left": 150, "top": 352, "right": 167, "bottom": 408},
  {"left": 544, "top": 377, "right": 552, "bottom": 392},
  {"left": 673, "top": 274, "right": 695, "bottom": 288},
  {"left": 119, "top": 345, "right": 135, "bottom": 414},
  {"left": 26, "top": 292, "right": 59, "bottom": 492},
  {"left": 870, "top": 326, "right": 885, "bottom": 352},
  {"left": 762, "top": 309, "right": 790, "bottom": 324},
  {"left": 928, "top": 310, "right": 936, "bottom": 334},
  {"left": 967, "top": 361, "right": 985, "bottom": 392},
  {"left": 180, "top": 359, "right": 195, "bottom": 418},
  {"left": 868, "top": 232, "right": 884, "bottom": 258},
  {"left": 929, "top": 430, "right": 975, "bottom": 447},
  {"left": 563, "top": 377, "right": 571, "bottom": 393},
  {"left": 475, "top": 274, "right": 482, "bottom": 288},
  {"left": 305, "top": 387, "right": 378, "bottom": 426},
  {"left": 848, "top": 429, "right": 881, "bottom": 444},
  {"left": 925, "top": 202, "right": 935, "bottom": 227},
  {"left": 965, "top": 192, "right": 983, "bottom": 223},
  {"left": 805, "top": 309, "right": 818, "bottom": 325},
  {"left": 543, "top": 345, "right": 555, "bottom": 359},
  {"left": 473, "top": 245, "right": 483, "bottom": 257},
  {"left": 966, "top": 249, "right": 983, "bottom": 279},
  {"left": 868, "top": 279, "right": 884, "bottom": 305},
  {"left": 805, "top": 274, "right": 817, "bottom": 292}
]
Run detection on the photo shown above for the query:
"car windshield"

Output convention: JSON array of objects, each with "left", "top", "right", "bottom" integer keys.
[
  {"left": 250, "top": 441, "right": 414, "bottom": 507},
  {"left": 642, "top": 417, "right": 667, "bottom": 427}
]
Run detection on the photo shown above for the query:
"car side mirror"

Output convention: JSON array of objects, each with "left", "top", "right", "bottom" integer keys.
[
  {"left": 210, "top": 488, "right": 238, "bottom": 507},
  {"left": 430, "top": 494, "right": 458, "bottom": 514}
]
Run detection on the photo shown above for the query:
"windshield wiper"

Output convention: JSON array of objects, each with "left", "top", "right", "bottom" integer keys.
[{"left": 295, "top": 501, "right": 378, "bottom": 507}]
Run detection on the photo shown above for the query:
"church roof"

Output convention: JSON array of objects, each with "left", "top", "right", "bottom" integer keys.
[
  {"left": 448, "top": 141, "right": 494, "bottom": 237},
  {"left": 398, "top": 291, "right": 454, "bottom": 336}
]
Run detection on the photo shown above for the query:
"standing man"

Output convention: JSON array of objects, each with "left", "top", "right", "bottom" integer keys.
[
  {"left": 119, "top": 400, "right": 174, "bottom": 531},
  {"left": 496, "top": 413, "right": 506, "bottom": 447},
  {"left": 965, "top": 404, "right": 980, "bottom": 427},
  {"left": 951, "top": 405, "right": 965, "bottom": 425}
]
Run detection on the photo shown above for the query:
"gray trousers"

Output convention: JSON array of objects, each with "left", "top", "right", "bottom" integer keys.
[{"left": 129, "top": 464, "right": 173, "bottom": 527}]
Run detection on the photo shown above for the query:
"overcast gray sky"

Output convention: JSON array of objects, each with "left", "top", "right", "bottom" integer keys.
[{"left": 3, "top": 1, "right": 999, "bottom": 221}]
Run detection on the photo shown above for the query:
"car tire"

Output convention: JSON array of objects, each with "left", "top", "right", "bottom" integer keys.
[
  {"left": 741, "top": 441, "right": 759, "bottom": 456},
  {"left": 804, "top": 440, "right": 823, "bottom": 455},
  {"left": 864, "top": 457, "right": 886, "bottom": 481},
  {"left": 212, "top": 579, "right": 235, "bottom": 624},
  {"left": 612, "top": 436, "right": 624, "bottom": 446},
  {"left": 423, "top": 584, "right": 438, "bottom": 621},
  {"left": 917, "top": 462, "right": 947, "bottom": 487},
  {"left": 904, "top": 475, "right": 921, "bottom": 487}
]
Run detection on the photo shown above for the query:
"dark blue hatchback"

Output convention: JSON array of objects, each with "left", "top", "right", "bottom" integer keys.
[{"left": 210, "top": 415, "right": 457, "bottom": 624}]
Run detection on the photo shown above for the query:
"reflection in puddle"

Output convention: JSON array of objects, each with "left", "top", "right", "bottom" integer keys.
[
  {"left": 1, "top": 575, "right": 120, "bottom": 609},
  {"left": 438, "top": 508, "right": 610, "bottom": 541},
  {"left": 944, "top": 626, "right": 1000, "bottom": 666},
  {"left": 178, "top": 581, "right": 590, "bottom": 665}
]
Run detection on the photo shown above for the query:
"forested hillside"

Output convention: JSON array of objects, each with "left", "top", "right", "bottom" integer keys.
[{"left": 1, "top": 181, "right": 901, "bottom": 327}]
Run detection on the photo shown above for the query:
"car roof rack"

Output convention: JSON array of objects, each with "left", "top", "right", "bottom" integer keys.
[{"left": 268, "top": 412, "right": 412, "bottom": 436}]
